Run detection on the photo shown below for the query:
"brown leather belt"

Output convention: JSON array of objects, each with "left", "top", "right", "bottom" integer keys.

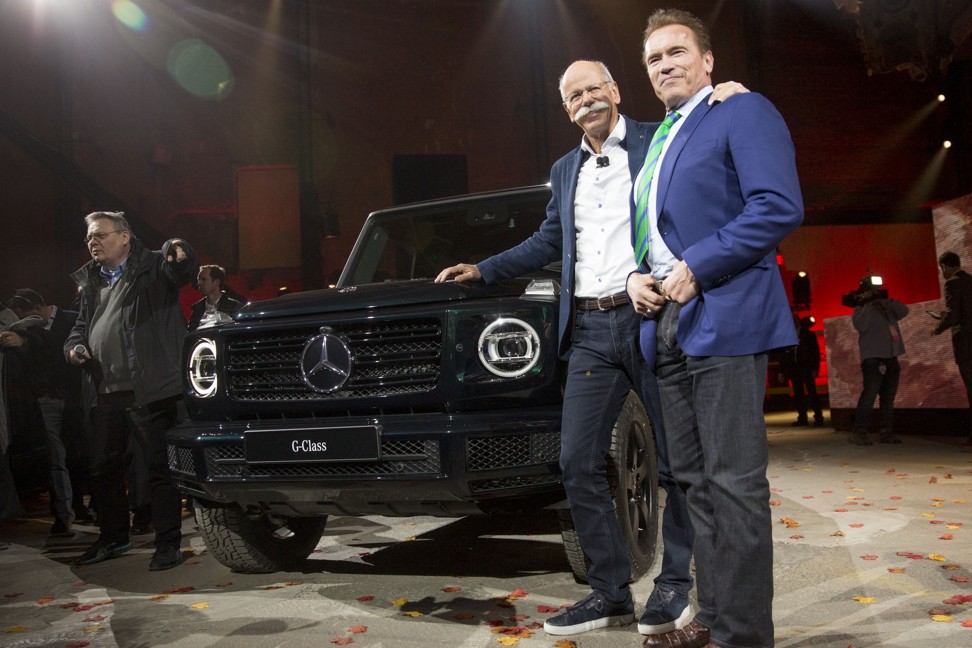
[{"left": 576, "top": 291, "right": 630, "bottom": 311}]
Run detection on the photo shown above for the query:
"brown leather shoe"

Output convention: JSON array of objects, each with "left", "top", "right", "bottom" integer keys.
[{"left": 642, "top": 620, "right": 710, "bottom": 648}]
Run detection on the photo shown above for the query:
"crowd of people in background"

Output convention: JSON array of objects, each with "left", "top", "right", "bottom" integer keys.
[{"left": 0, "top": 210, "right": 244, "bottom": 567}]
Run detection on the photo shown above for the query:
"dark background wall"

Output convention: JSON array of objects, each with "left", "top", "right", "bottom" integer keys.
[{"left": 1, "top": 0, "right": 969, "bottom": 311}]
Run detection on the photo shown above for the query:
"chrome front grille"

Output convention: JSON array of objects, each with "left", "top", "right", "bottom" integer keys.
[{"left": 224, "top": 319, "right": 442, "bottom": 402}]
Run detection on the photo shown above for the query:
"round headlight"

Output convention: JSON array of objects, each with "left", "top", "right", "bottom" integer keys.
[
  {"left": 188, "top": 338, "right": 218, "bottom": 398},
  {"left": 478, "top": 318, "right": 541, "bottom": 378}
]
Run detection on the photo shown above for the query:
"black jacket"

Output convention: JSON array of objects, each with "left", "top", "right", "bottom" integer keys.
[
  {"left": 65, "top": 236, "right": 199, "bottom": 408},
  {"left": 934, "top": 268, "right": 972, "bottom": 363},
  {"left": 187, "top": 294, "right": 245, "bottom": 332}
]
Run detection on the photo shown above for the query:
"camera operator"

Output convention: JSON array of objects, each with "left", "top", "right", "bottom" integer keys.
[{"left": 848, "top": 277, "right": 908, "bottom": 445}]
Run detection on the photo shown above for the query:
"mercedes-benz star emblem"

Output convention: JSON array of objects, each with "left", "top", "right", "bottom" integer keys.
[{"left": 300, "top": 333, "right": 353, "bottom": 393}]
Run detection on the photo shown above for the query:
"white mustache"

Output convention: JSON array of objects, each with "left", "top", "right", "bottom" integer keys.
[{"left": 574, "top": 100, "right": 610, "bottom": 120}]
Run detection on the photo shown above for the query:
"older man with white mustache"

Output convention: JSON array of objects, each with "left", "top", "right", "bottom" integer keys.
[{"left": 437, "top": 60, "right": 748, "bottom": 639}]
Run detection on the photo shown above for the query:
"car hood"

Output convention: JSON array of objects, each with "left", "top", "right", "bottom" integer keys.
[{"left": 234, "top": 278, "right": 532, "bottom": 321}]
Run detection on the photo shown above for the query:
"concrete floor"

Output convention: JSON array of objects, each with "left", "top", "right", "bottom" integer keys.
[{"left": 1, "top": 413, "right": 971, "bottom": 647}]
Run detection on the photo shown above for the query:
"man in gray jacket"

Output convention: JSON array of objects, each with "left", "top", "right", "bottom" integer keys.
[{"left": 66, "top": 211, "right": 198, "bottom": 570}]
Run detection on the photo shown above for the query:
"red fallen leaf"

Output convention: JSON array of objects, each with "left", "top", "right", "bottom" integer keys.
[
  {"left": 453, "top": 613, "right": 475, "bottom": 620},
  {"left": 770, "top": 487, "right": 783, "bottom": 492},
  {"left": 36, "top": 597, "right": 56, "bottom": 604},
  {"left": 347, "top": 626, "right": 367, "bottom": 634},
  {"left": 802, "top": 495, "right": 814, "bottom": 499},
  {"left": 890, "top": 496, "right": 902, "bottom": 500},
  {"left": 65, "top": 643, "right": 90, "bottom": 648},
  {"left": 949, "top": 576, "right": 970, "bottom": 583},
  {"left": 485, "top": 619, "right": 507, "bottom": 627},
  {"left": 355, "top": 595, "right": 374, "bottom": 602},
  {"left": 329, "top": 639, "right": 353, "bottom": 646},
  {"left": 885, "top": 468, "right": 896, "bottom": 473},
  {"left": 769, "top": 500, "right": 782, "bottom": 507},
  {"left": 930, "top": 520, "right": 946, "bottom": 525},
  {"left": 848, "top": 523, "right": 864, "bottom": 528},
  {"left": 537, "top": 605, "right": 560, "bottom": 613},
  {"left": 73, "top": 605, "right": 94, "bottom": 612},
  {"left": 83, "top": 615, "right": 107, "bottom": 622},
  {"left": 163, "top": 586, "right": 195, "bottom": 594},
  {"left": 507, "top": 589, "right": 528, "bottom": 599},
  {"left": 940, "top": 534, "right": 954, "bottom": 540},
  {"left": 442, "top": 586, "right": 462, "bottom": 593},
  {"left": 929, "top": 607, "right": 953, "bottom": 616},
  {"left": 895, "top": 551, "right": 924, "bottom": 560},
  {"left": 943, "top": 595, "right": 972, "bottom": 605},
  {"left": 962, "top": 620, "right": 972, "bottom": 628},
  {"left": 942, "top": 564, "right": 962, "bottom": 570},
  {"left": 789, "top": 535, "right": 805, "bottom": 539},
  {"left": 860, "top": 555, "right": 878, "bottom": 560},
  {"left": 835, "top": 508, "right": 849, "bottom": 513},
  {"left": 508, "top": 614, "right": 529, "bottom": 622},
  {"left": 929, "top": 476, "right": 938, "bottom": 483}
]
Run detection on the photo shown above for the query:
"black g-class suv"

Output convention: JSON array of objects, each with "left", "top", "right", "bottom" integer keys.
[{"left": 166, "top": 185, "right": 658, "bottom": 580}]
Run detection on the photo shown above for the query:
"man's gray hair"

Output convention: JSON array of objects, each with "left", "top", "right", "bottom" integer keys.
[
  {"left": 558, "top": 60, "right": 615, "bottom": 101},
  {"left": 84, "top": 211, "right": 131, "bottom": 233}
]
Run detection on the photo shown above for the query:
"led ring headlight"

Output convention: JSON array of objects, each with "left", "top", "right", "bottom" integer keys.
[
  {"left": 478, "top": 317, "right": 541, "bottom": 378},
  {"left": 188, "top": 338, "right": 218, "bottom": 398}
]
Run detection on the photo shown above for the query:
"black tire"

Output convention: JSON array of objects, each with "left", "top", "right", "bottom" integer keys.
[
  {"left": 194, "top": 502, "right": 327, "bottom": 573},
  {"left": 558, "top": 390, "right": 659, "bottom": 583}
]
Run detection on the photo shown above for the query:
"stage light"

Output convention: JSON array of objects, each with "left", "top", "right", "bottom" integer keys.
[
  {"left": 944, "top": 140, "right": 952, "bottom": 149},
  {"left": 791, "top": 272, "right": 811, "bottom": 309}
]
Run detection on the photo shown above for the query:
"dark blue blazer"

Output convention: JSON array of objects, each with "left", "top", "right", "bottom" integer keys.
[
  {"left": 638, "top": 92, "right": 803, "bottom": 362},
  {"left": 478, "top": 116, "right": 656, "bottom": 358}
]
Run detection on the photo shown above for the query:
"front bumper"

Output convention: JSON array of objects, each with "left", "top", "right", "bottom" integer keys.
[{"left": 165, "top": 408, "right": 566, "bottom": 517}]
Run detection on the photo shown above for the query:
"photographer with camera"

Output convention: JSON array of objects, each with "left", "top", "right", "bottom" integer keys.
[{"left": 845, "top": 275, "right": 908, "bottom": 445}]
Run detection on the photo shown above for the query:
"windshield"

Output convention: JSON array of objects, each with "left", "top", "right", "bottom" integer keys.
[{"left": 343, "top": 191, "right": 556, "bottom": 285}]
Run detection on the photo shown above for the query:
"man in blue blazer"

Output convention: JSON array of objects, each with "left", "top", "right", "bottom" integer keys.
[
  {"left": 437, "top": 60, "right": 747, "bottom": 638},
  {"left": 628, "top": 9, "right": 803, "bottom": 648}
]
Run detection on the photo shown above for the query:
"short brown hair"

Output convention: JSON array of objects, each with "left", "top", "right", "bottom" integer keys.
[
  {"left": 643, "top": 8, "right": 712, "bottom": 67},
  {"left": 200, "top": 264, "right": 226, "bottom": 286}
]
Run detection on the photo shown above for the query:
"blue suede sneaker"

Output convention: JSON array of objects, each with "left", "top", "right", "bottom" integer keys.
[
  {"left": 638, "top": 584, "right": 693, "bottom": 635},
  {"left": 543, "top": 591, "right": 634, "bottom": 635}
]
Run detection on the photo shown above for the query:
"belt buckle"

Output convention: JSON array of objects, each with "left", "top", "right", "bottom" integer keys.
[{"left": 597, "top": 293, "right": 620, "bottom": 311}]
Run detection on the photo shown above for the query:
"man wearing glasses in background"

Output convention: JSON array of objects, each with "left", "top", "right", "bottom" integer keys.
[{"left": 66, "top": 211, "right": 198, "bottom": 571}]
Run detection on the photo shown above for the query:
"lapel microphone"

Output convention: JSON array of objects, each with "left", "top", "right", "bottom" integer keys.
[{"left": 596, "top": 155, "right": 610, "bottom": 168}]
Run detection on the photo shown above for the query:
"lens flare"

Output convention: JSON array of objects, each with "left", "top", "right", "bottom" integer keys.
[
  {"left": 167, "top": 39, "right": 235, "bottom": 100},
  {"left": 112, "top": 0, "right": 149, "bottom": 32}
]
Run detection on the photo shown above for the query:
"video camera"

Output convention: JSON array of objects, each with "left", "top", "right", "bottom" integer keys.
[{"left": 841, "top": 274, "right": 888, "bottom": 308}]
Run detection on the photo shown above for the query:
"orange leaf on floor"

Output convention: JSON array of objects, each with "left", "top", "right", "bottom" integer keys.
[
  {"left": 554, "top": 641, "right": 578, "bottom": 648},
  {"left": 780, "top": 517, "right": 800, "bottom": 528},
  {"left": 789, "top": 535, "right": 804, "bottom": 540},
  {"left": 961, "top": 620, "right": 972, "bottom": 628},
  {"left": 831, "top": 531, "right": 846, "bottom": 537},
  {"left": 348, "top": 626, "right": 367, "bottom": 634},
  {"left": 942, "top": 564, "right": 961, "bottom": 570},
  {"left": 949, "top": 576, "right": 969, "bottom": 583},
  {"left": 860, "top": 555, "right": 878, "bottom": 560},
  {"left": 769, "top": 500, "right": 781, "bottom": 507},
  {"left": 537, "top": 605, "right": 560, "bottom": 613},
  {"left": 36, "top": 597, "right": 56, "bottom": 605},
  {"left": 940, "top": 534, "right": 954, "bottom": 540},
  {"left": 442, "top": 586, "right": 462, "bottom": 593},
  {"left": 849, "top": 523, "right": 864, "bottom": 528},
  {"left": 887, "top": 567, "right": 906, "bottom": 573}
]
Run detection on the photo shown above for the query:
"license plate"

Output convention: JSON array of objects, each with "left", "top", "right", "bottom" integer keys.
[{"left": 244, "top": 425, "right": 380, "bottom": 464}]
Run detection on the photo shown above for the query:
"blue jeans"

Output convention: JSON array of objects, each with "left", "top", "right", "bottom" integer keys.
[
  {"left": 655, "top": 307, "right": 774, "bottom": 647},
  {"left": 560, "top": 305, "right": 693, "bottom": 602},
  {"left": 38, "top": 396, "right": 74, "bottom": 525},
  {"left": 853, "top": 357, "right": 900, "bottom": 431}
]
